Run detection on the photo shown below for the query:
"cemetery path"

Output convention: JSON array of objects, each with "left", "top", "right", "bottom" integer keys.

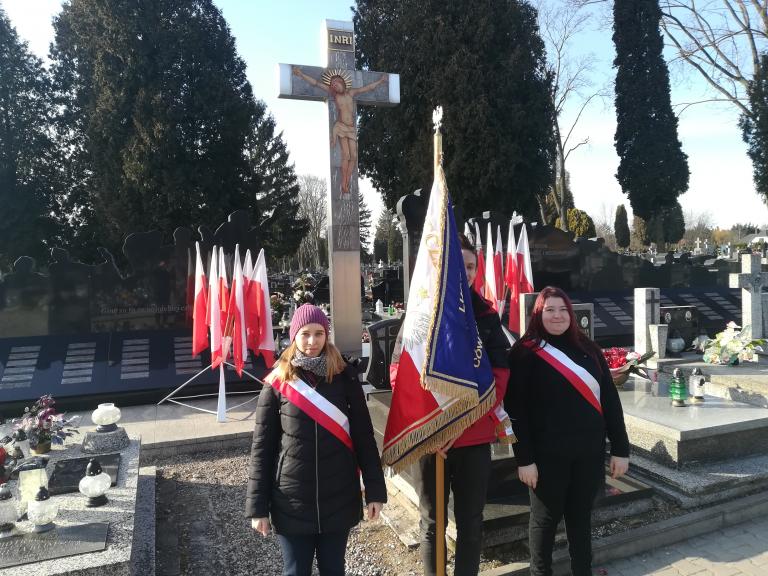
[{"left": 595, "top": 515, "right": 768, "bottom": 576}]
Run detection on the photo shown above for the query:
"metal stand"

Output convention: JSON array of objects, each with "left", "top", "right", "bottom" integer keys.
[{"left": 157, "top": 362, "right": 264, "bottom": 422}]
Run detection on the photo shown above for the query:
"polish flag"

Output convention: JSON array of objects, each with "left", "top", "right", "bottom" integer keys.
[
  {"left": 517, "top": 225, "right": 534, "bottom": 295},
  {"left": 493, "top": 225, "right": 504, "bottom": 315},
  {"left": 192, "top": 243, "right": 209, "bottom": 356},
  {"left": 208, "top": 249, "right": 223, "bottom": 369},
  {"left": 218, "top": 247, "right": 229, "bottom": 331},
  {"left": 484, "top": 223, "right": 499, "bottom": 312},
  {"left": 505, "top": 223, "right": 521, "bottom": 333},
  {"left": 249, "top": 249, "right": 276, "bottom": 366},
  {"left": 185, "top": 247, "right": 195, "bottom": 323},
  {"left": 473, "top": 221, "right": 485, "bottom": 294},
  {"left": 227, "top": 245, "right": 248, "bottom": 376}
]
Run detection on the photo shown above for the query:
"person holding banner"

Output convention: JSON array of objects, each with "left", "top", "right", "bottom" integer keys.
[
  {"left": 245, "top": 304, "right": 386, "bottom": 576},
  {"left": 506, "top": 286, "right": 629, "bottom": 576},
  {"left": 406, "top": 233, "right": 513, "bottom": 576}
]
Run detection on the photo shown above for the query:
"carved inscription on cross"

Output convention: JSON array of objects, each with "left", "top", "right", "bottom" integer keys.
[
  {"left": 278, "top": 19, "right": 400, "bottom": 354},
  {"left": 729, "top": 253, "right": 768, "bottom": 339}
]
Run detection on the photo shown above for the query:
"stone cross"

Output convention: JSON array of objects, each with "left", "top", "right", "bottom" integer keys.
[
  {"left": 278, "top": 20, "right": 400, "bottom": 354},
  {"left": 729, "top": 254, "right": 768, "bottom": 339},
  {"left": 694, "top": 237, "right": 702, "bottom": 255},
  {"left": 634, "top": 287, "right": 661, "bottom": 355}
]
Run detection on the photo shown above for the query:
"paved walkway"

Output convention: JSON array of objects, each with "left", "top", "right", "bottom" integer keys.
[{"left": 596, "top": 516, "right": 768, "bottom": 576}]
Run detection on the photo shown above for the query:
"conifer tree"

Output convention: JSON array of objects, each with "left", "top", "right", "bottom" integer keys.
[
  {"left": 354, "top": 0, "right": 556, "bottom": 218},
  {"left": 50, "top": 0, "right": 303, "bottom": 258},
  {"left": 613, "top": 0, "right": 689, "bottom": 221},
  {"left": 0, "top": 9, "right": 58, "bottom": 267},
  {"left": 614, "top": 204, "right": 630, "bottom": 249}
]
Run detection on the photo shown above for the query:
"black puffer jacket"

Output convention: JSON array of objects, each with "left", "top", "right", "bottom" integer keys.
[{"left": 245, "top": 364, "right": 387, "bottom": 534}]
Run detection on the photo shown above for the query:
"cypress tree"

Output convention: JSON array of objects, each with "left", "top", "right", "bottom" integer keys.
[
  {"left": 614, "top": 204, "right": 630, "bottom": 249},
  {"left": 613, "top": 0, "right": 689, "bottom": 220},
  {"left": 354, "top": 0, "right": 556, "bottom": 218}
]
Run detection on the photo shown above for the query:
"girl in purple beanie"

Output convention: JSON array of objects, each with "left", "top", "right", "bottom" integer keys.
[{"left": 245, "top": 303, "right": 386, "bottom": 576}]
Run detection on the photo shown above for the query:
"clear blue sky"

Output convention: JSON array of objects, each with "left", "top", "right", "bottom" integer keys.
[{"left": 4, "top": 0, "right": 766, "bottom": 231}]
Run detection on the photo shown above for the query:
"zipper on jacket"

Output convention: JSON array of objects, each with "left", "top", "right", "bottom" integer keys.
[{"left": 315, "top": 420, "right": 322, "bottom": 533}]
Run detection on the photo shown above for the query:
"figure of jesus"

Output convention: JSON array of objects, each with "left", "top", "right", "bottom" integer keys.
[{"left": 293, "top": 66, "right": 388, "bottom": 197}]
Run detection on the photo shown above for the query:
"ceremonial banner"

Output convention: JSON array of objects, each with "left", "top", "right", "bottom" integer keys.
[{"left": 383, "top": 129, "right": 496, "bottom": 471}]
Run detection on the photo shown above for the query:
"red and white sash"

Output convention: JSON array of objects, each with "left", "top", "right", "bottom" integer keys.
[
  {"left": 525, "top": 340, "right": 602, "bottom": 415},
  {"left": 272, "top": 377, "right": 354, "bottom": 451}
]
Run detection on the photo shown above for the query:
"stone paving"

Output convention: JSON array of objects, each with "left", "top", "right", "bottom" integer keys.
[{"left": 596, "top": 516, "right": 768, "bottom": 576}]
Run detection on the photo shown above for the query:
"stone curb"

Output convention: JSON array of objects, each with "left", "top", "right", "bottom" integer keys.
[
  {"left": 479, "top": 490, "right": 768, "bottom": 576},
  {"left": 140, "top": 431, "right": 252, "bottom": 461}
]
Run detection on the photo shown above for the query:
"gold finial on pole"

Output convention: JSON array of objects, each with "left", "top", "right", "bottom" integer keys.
[{"left": 432, "top": 106, "right": 443, "bottom": 172}]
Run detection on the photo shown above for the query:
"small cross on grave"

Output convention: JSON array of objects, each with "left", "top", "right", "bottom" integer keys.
[
  {"left": 694, "top": 237, "right": 702, "bottom": 255},
  {"left": 729, "top": 254, "right": 768, "bottom": 339},
  {"left": 278, "top": 20, "right": 400, "bottom": 354},
  {"left": 634, "top": 287, "right": 661, "bottom": 356}
]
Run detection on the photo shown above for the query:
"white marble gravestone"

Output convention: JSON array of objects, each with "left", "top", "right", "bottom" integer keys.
[
  {"left": 729, "top": 253, "right": 768, "bottom": 339},
  {"left": 634, "top": 287, "right": 661, "bottom": 356}
]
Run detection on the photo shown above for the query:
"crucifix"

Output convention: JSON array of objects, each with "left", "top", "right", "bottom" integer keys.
[
  {"left": 278, "top": 20, "right": 400, "bottom": 354},
  {"left": 729, "top": 253, "right": 768, "bottom": 339}
]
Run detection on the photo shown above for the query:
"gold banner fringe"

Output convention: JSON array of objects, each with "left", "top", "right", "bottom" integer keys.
[{"left": 382, "top": 388, "right": 496, "bottom": 473}]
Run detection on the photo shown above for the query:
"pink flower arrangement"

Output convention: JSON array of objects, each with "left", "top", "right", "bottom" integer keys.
[{"left": 12, "top": 395, "right": 80, "bottom": 447}]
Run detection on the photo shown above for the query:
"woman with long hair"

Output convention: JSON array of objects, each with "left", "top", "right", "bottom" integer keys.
[
  {"left": 506, "top": 286, "right": 629, "bottom": 576},
  {"left": 245, "top": 304, "right": 386, "bottom": 576}
]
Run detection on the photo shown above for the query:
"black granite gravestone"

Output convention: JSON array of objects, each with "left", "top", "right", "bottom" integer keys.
[
  {"left": 660, "top": 305, "right": 699, "bottom": 347},
  {"left": 0, "top": 522, "right": 109, "bottom": 568},
  {"left": 48, "top": 453, "right": 121, "bottom": 495}
]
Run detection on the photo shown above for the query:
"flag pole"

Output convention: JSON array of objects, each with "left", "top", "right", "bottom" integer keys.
[
  {"left": 216, "top": 362, "right": 227, "bottom": 423},
  {"left": 432, "top": 106, "right": 446, "bottom": 576}
]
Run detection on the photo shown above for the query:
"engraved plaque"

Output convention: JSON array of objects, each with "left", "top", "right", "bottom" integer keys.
[
  {"left": 0, "top": 522, "right": 109, "bottom": 568},
  {"left": 48, "top": 453, "right": 120, "bottom": 495}
]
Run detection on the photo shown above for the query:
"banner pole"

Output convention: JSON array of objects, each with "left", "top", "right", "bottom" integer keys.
[
  {"left": 436, "top": 455, "right": 446, "bottom": 576},
  {"left": 216, "top": 363, "right": 227, "bottom": 423}
]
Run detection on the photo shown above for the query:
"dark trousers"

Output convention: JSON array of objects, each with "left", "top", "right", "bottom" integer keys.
[
  {"left": 276, "top": 530, "right": 350, "bottom": 576},
  {"left": 415, "top": 443, "right": 492, "bottom": 576},
  {"left": 528, "top": 442, "right": 605, "bottom": 576}
]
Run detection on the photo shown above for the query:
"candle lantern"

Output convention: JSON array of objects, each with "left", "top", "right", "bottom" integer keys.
[
  {"left": 689, "top": 368, "right": 706, "bottom": 403},
  {"left": 27, "top": 486, "right": 58, "bottom": 533},
  {"left": 0, "top": 483, "right": 16, "bottom": 539},
  {"left": 82, "top": 402, "right": 129, "bottom": 453},
  {"left": 669, "top": 367, "right": 688, "bottom": 407},
  {"left": 78, "top": 459, "right": 111, "bottom": 507}
]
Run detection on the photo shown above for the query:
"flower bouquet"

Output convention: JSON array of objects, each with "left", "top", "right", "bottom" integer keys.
[
  {"left": 701, "top": 322, "right": 765, "bottom": 365},
  {"left": 602, "top": 348, "right": 655, "bottom": 387},
  {"left": 12, "top": 395, "right": 80, "bottom": 453}
]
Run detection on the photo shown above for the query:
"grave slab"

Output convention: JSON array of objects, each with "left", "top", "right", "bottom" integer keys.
[
  {"left": 619, "top": 388, "right": 768, "bottom": 467},
  {"left": 0, "top": 437, "right": 141, "bottom": 576}
]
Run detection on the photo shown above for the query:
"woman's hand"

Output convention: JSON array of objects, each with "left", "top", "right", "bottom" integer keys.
[
  {"left": 367, "top": 502, "right": 383, "bottom": 521},
  {"left": 518, "top": 463, "right": 538, "bottom": 489},
  {"left": 610, "top": 456, "right": 629, "bottom": 479},
  {"left": 251, "top": 517, "right": 271, "bottom": 537}
]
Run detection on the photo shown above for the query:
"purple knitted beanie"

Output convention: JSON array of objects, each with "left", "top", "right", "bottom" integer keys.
[{"left": 289, "top": 304, "right": 330, "bottom": 342}]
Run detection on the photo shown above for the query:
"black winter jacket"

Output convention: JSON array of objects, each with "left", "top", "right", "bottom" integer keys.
[
  {"left": 245, "top": 364, "right": 387, "bottom": 534},
  {"left": 506, "top": 333, "right": 630, "bottom": 467}
]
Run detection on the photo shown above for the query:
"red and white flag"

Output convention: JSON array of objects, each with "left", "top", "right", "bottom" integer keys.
[
  {"left": 484, "top": 223, "right": 499, "bottom": 312},
  {"left": 185, "top": 247, "right": 195, "bottom": 323},
  {"left": 473, "top": 221, "right": 485, "bottom": 294},
  {"left": 494, "top": 225, "right": 504, "bottom": 315},
  {"left": 248, "top": 248, "right": 276, "bottom": 366},
  {"left": 218, "top": 247, "right": 229, "bottom": 332},
  {"left": 192, "top": 242, "right": 208, "bottom": 356},
  {"left": 208, "top": 248, "right": 223, "bottom": 369},
  {"left": 516, "top": 225, "right": 534, "bottom": 294},
  {"left": 505, "top": 222, "right": 521, "bottom": 333},
  {"left": 227, "top": 245, "right": 248, "bottom": 376}
]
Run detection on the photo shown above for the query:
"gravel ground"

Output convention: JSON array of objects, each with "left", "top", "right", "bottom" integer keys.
[
  {"left": 147, "top": 448, "right": 424, "bottom": 576},
  {"left": 146, "top": 448, "right": 683, "bottom": 575}
]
